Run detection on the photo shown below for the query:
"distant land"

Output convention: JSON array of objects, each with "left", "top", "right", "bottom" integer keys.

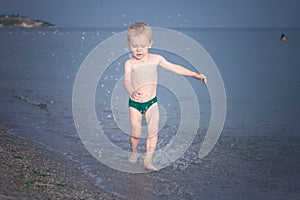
[{"left": 0, "top": 14, "right": 55, "bottom": 28}]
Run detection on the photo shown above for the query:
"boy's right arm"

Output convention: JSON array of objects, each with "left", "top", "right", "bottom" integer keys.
[
  {"left": 124, "top": 60, "right": 141, "bottom": 101},
  {"left": 124, "top": 60, "right": 134, "bottom": 95}
]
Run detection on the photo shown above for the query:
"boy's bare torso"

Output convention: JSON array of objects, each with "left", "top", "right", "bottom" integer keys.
[{"left": 127, "top": 54, "right": 160, "bottom": 102}]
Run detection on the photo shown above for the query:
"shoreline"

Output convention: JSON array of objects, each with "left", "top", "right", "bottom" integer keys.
[
  {"left": 0, "top": 120, "right": 119, "bottom": 200},
  {"left": 0, "top": 15, "right": 55, "bottom": 28}
]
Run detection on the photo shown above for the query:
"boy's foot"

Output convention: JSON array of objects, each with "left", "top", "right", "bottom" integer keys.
[
  {"left": 128, "top": 152, "right": 138, "bottom": 163},
  {"left": 144, "top": 153, "right": 158, "bottom": 171},
  {"left": 144, "top": 163, "right": 158, "bottom": 171}
]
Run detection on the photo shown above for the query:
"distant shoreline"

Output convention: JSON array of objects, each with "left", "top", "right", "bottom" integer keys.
[{"left": 0, "top": 15, "right": 55, "bottom": 28}]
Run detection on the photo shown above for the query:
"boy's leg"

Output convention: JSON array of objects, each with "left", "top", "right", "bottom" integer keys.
[
  {"left": 145, "top": 103, "right": 159, "bottom": 171},
  {"left": 129, "top": 107, "right": 142, "bottom": 163}
]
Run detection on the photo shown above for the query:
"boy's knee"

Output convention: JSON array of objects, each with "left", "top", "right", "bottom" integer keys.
[
  {"left": 131, "top": 130, "right": 142, "bottom": 138},
  {"left": 131, "top": 135, "right": 140, "bottom": 140},
  {"left": 148, "top": 132, "right": 158, "bottom": 138},
  {"left": 148, "top": 127, "right": 158, "bottom": 135}
]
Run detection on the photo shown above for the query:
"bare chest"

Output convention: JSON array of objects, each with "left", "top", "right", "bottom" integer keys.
[{"left": 131, "top": 64, "right": 158, "bottom": 83}]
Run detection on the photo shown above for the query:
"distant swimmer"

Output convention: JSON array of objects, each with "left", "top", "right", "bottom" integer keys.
[{"left": 280, "top": 33, "right": 286, "bottom": 41}]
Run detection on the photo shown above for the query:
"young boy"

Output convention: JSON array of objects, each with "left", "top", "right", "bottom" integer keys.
[{"left": 124, "top": 22, "right": 207, "bottom": 171}]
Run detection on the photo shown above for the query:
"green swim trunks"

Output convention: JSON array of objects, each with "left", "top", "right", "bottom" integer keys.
[{"left": 129, "top": 96, "right": 157, "bottom": 114}]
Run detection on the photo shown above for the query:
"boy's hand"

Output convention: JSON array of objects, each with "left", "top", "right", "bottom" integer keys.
[
  {"left": 197, "top": 73, "right": 207, "bottom": 84},
  {"left": 131, "top": 91, "right": 142, "bottom": 101}
]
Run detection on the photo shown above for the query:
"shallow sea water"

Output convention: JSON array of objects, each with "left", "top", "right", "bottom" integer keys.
[{"left": 0, "top": 27, "right": 299, "bottom": 199}]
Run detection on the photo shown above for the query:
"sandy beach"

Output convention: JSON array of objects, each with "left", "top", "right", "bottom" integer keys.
[{"left": 0, "top": 120, "right": 118, "bottom": 200}]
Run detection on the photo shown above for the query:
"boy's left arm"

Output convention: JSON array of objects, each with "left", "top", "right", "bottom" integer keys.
[{"left": 158, "top": 55, "right": 207, "bottom": 84}]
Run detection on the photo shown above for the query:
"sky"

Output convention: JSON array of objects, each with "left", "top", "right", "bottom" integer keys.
[{"left": 0, "top": 0, "right": 299, "bottom": 28}]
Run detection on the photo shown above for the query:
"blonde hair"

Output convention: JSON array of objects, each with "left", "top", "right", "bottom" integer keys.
[{"left": 127, "top": 22, "right": 152, "bottom": 42}]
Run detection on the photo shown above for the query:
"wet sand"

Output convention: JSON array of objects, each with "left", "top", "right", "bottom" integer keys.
[{"left": 0, "top": 121, "right": 119, "bottom": 200}]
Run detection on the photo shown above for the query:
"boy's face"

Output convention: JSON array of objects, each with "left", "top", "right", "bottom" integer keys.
[{"left": 128, "top": 34, "right": 152, "bottom": 60}]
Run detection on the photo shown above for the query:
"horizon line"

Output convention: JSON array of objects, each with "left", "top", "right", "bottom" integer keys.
[{"left": 44, "top": 26, "right": 300, "bottom": 29}]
